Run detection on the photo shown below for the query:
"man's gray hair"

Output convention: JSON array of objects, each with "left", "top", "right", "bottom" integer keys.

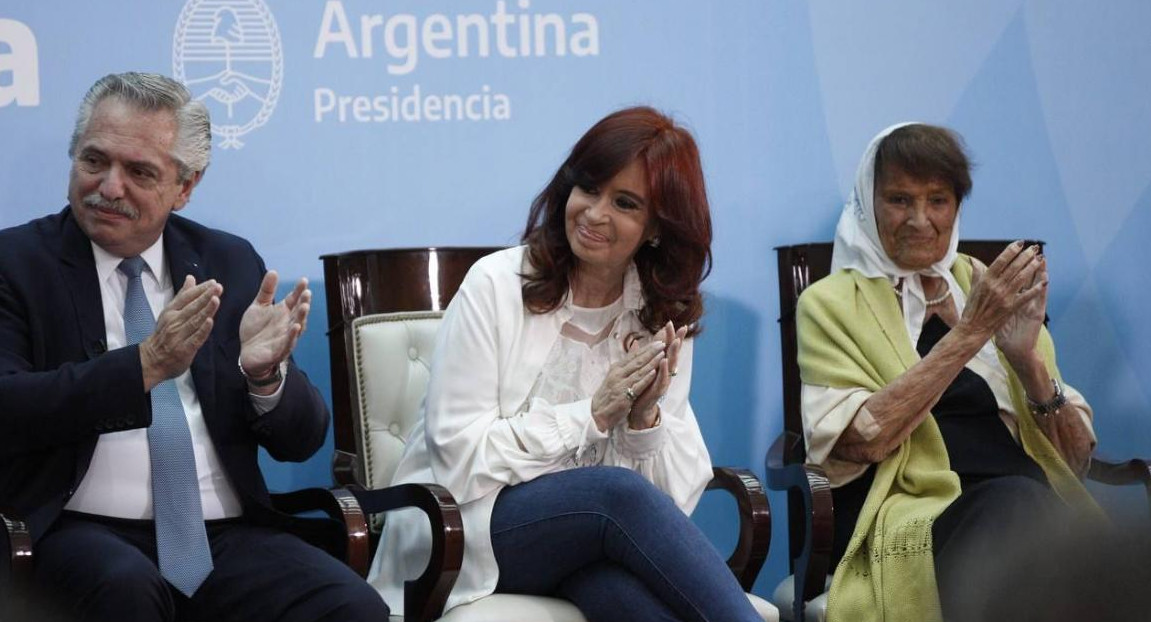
[{"left": 68, "top": 72, "right": 211, "bottom": 182}]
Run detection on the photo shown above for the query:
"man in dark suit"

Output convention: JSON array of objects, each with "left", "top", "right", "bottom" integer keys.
[{"left": 0, "top": 72, "right": 388, "bottom": 621}]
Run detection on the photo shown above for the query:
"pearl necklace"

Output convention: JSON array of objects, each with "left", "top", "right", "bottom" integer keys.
[{"left": 894, "top": 283, "right": 953, "bottom": 306}]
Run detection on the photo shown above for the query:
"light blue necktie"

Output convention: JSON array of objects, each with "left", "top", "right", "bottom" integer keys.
[{"left": 119, "top": 256, "right": 213, "bottom": 597}]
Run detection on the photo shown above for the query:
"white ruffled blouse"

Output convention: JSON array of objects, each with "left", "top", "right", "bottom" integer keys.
[{"left": 367, "top": 246, "right": 712, "bottom": 615}]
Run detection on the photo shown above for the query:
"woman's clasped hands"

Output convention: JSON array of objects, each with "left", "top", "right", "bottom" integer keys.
[{"left": 590, "top": 321, "right": 689, "bottom": 432}]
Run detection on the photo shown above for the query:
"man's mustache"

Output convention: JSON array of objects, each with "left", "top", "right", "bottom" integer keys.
[{"left": 82, "top": 194, "right": 139, "bottom": 220}]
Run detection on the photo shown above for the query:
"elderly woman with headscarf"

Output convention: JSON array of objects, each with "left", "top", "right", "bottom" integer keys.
[{"left": 797, "top": 123, "right": 1102, "bottom": 621}]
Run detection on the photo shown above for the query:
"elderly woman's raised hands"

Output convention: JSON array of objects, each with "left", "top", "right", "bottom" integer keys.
[
  {"left": 590, "top": 337, "right": 666, "bottom": 433},
  {"left": 959, "top": 241, "right": 1047, "bottom": 348},
  {"left": 991, "top": 249, "right": 1049, "bottom": 367}
]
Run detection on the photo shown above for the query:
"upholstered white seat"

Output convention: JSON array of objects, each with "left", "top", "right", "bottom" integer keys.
[
  {"left": 353, "top": 311, "right": 778, "bottom": 622},
  {"left": 394, "top": 594, "right": 584, "bottom": 622},
  {"left": 770, "top": 574, "right": 831, "bottom": 622}
]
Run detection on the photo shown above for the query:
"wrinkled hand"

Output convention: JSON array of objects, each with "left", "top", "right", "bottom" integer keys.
[
  {"left": 239, "top": 271, "right": 311, "bottom": 381},
  {"left": 994, "top": 254, "right": 1048, "bottom": 366},
  {"left": 960, "top": 241, "right": 1046, "bottom": 341},
  {"left": 628, "top": 322, "right": 688, "bottom": 429},
  {"left": 140, "top": 276, "right": 222, "bottom": 391},
  {"left": 590, "top": 338, "right": 666, "bottom": 432}
]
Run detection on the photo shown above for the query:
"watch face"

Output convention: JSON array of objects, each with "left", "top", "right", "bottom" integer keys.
[{"left": 1028, "top": 378, "right": 1065, "bottom": 417}]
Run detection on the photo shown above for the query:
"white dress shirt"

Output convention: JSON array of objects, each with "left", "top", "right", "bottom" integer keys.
[{"left": 65, "top": 236, "right": 284, "bottom": 520}]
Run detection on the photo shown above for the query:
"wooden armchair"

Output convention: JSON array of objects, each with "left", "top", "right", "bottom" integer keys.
[
  {"left": 321, "top": 247, "right": 777, "bottom": 622},
  {"left": 321, "top": 247, "right": 483, "bottom": 622},
  {"left": 764, "top": 241, "right": 1151, "bottom": 622}
]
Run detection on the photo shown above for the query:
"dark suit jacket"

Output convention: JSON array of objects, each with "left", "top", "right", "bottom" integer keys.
[{"left": 0, "top": 207, "right": 330, "bottom": 543}]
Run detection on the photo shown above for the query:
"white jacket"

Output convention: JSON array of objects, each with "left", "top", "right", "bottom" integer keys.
[{"left": 368, "top": 246, "right": 713, "bottom": 614}]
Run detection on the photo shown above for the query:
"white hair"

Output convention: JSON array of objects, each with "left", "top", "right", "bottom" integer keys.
[{"left": 68, "top": 72, "right": 211, "bottom": 182}]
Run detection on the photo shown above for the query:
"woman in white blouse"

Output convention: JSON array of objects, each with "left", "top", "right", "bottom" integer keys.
[
  {"left": 797, "top": 123, "right": 1101, "bottom": 621},
  {"left": 369, "top": 107, "right": 762, "bottom": 622}
]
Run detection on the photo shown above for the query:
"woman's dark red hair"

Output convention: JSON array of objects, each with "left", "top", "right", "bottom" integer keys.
[{"left": 521, "top": 106, "right": 712, "bottom": 336}]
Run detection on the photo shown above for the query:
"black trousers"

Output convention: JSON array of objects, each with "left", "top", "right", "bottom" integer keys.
[
  {"left": 18, "top": 512, "right": 387, "bottom": 622},
  {"left": 932, "top": 475, "right": 1064, "bottom": 621}
]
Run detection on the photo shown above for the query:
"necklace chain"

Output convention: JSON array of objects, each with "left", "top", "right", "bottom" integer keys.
[{"left": 894, "top": 283, "right": 953, "bottom": 306}]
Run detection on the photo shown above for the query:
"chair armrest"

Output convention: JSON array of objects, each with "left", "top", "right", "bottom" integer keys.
[
  {"left": 705, "top": 466, "right": 771, "bottom": 590},
  {"left": 1, "top": 513, "right": 32, "bottom": 583},
  {"left": 765, "top": 432, "right": 834, "bottom": 622},
  {"left": 332, "top": 449, "right": 364, "bottom": 488},
  {"left": 353, "top": 483, "right": 464, "bottom": 622},
  {"left": 271, "top": 487, "right": 371, "bottom": 576},
  {"left": 1088, "top": 454, "right": 1151, "bottom": 509}
]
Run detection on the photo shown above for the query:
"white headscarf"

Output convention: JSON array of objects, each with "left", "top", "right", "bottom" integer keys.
[{"left": 831, "top": 122, "right": 1002, "bottom": 369}]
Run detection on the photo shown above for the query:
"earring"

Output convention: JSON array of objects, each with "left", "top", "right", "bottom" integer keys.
[{"left": 648, "top": 236, "right": 661, "bottom": 248}]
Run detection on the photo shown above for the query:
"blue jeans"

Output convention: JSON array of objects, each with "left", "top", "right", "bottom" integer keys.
[{"left": 490, "top": 466, "right": 760, "bottom": 622}]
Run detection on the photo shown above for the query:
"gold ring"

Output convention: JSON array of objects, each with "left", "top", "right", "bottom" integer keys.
[{"left": 625, "top": 387, "right": 637, "bottom": 401}]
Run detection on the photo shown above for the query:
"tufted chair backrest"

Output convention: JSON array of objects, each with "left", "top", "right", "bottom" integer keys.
[
  {"left": 321, "top": 247, "right": 503, "bottom": 502},
  {"left": 350, "top": 311, "right": 443, "bottom": 491}
]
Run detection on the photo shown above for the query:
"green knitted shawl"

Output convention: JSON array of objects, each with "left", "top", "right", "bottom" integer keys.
[{"left": 796, "top": 254, "right": 1101, "bottom": 622}]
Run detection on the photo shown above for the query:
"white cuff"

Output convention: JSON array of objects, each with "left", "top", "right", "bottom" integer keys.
[
  {"left": 1063, "top": 383, "right": 1097, "bottom": 445},
  {"left": 248, "top": 371, "right": 286, "bottom": 415},
  {"left": 612, "top": 411, "right": 667, "bottom": 460},
  {"left": 802, "top": 384, "right": 872, "bottom": 465},
  {"left": 552, "top": 399, "right": 609, "bottom": 465},
  {"left": 852, "top": 406, "right": 882, "bottom": 441}
]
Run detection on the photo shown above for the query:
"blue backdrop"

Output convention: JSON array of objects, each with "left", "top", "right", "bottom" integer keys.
[{"left": 3, "top": 0, "right": 1149, "bottom": 598}]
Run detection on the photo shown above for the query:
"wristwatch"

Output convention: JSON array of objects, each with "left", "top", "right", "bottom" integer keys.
[
  {"left": 238, "top": 356, "right": 285, "bottom": 388},
  {"left": 1026, "top": 377, "right": 1067, "bottom": 419}
]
